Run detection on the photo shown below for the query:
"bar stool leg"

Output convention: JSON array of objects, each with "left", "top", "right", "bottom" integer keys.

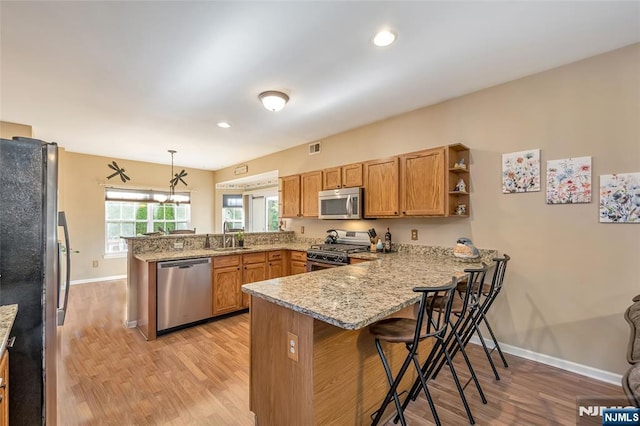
[
  {"left": 372, "top": 339, "right": 409, "bottom": 426},
  {"left": 410, "top": 354, "right": 441, "bottom": 426},
  {"left": 475, "top": 327, "right": 500, "bottom": 380},
  {"left": 483, "top": 316, "right": 509, "bottom": 367}
]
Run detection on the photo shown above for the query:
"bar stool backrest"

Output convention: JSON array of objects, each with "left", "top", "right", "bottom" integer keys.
[{"left": 412, "top": 279, "right": 458, "bottom": 348}]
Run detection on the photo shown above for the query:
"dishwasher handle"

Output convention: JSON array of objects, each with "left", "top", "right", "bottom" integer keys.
[{"left": 158, "top": 258, "right": 211, "bottom": 269}]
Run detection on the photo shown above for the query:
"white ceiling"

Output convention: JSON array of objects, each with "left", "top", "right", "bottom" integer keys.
[{"left": 1, "top": 1, "right": 638, "bottom": 171}]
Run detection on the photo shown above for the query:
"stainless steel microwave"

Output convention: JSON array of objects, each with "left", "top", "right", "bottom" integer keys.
[{"left": 318, "top": 187, "right": 363, "bottom": 220}]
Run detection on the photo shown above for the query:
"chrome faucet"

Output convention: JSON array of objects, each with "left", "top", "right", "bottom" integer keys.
[{"left": 222, "top": 221, "right": 234, "bottom": 248}]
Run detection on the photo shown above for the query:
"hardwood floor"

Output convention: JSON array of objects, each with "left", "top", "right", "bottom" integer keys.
[{"left": 58, "top": 280, "right": 625, "bottom": 425}]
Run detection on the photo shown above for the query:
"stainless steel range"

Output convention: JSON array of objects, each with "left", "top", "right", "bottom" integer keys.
[{"left": 306, "top": 230, "right": 371, "bottom": 271}]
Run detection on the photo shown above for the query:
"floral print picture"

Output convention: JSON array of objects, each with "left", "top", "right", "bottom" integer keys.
[
  {"left": 502, "top": 149, "right": 540, "bottom": 193},
  {"left": 546, "top": 156, "right": 592, "bottom": 204},
  {"left": 599, "top": 173, "right": 640, "bottom": 223}
]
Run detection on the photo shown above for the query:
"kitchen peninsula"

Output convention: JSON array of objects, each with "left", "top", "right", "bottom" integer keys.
[{"left": 242, "top": 248, "right": 496, "bottom": 426}]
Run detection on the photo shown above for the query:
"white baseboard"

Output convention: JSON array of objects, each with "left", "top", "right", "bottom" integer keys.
[
  {"left": 468, "top": 335, "right": 623, "bottom": 386},
  {"left": 124, "top": 320, "right": 137, "bottom": 328},
  {"left": 70, "top": 275, "right": 127, "bottom": 285}
]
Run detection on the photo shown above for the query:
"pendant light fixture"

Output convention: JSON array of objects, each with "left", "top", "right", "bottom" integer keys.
[{"left": 258, "top": 90, "right": 289, "bottom": 112}]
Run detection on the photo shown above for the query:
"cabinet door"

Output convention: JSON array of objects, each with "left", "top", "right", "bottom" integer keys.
[
  {"left": 400, "top": 147, "right": 446, "bottom": 216},
  {"left": 301, "top": 171, "right": 322, "bottom": 217},
  {"left": 290, "top": 261, "right": 307, "bottom": 276},
  {"left": 364, "top": 157, "right": 399, "bottom": 217},
  {"left": 243, "top": 262, "right": 266, "bottom": 307},
  {"left": 212, "top": 265, "right": 242, "bottom": 315},
  {"left": 342, "top": 163, "right": 363, "bottom": 188},
  {"left": 280, "top": 175, "right": 301, "bottom": 218},
  {"left": 267, "top": 261, "right": 283, "bottom": 279},
  {"left": 322, "top": 167, "right": 342, "bottom": 189}
]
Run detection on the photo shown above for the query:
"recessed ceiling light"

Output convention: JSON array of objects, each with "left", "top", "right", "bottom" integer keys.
[
  {"left": 217, "top": 122, "right": 231, "bottom": 128},
  {"left": 373, "top": 30, "right": 396, "bottom": 47}
]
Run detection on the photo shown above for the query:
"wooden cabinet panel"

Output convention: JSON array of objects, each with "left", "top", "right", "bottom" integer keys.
[
  {"left": 243, "top": 252, "right": 266, "bottom": 265},
  {"left": 0, "top": 350, "right": 8, "bottom": 426},
  {"left": 289, "top": 250, "right": 307, "bottom": 276},
  {"left": 212, "top": 265, "right": 242, "bottom": 315},
  {"left": 213, "top": 255, "right": 241, "bottom": 268},
  {"left": 342, "top": 163, "right": 363, "bottom": 188},
  {"left": 281, "top": 175, "right": 301, "bottom": 218},
  {"left": 243, "top": 262, "right": 267, "bottom": 307},
  {"left": 301, "top": 171, "right": 322, "bottom": 217},
  {"left": 267, "top": 251, "right": 284, "bottom": 279},
  {"left": 322, "top": 167, "right": 342, "bottom": 189},
  {"left": 400, "top": 147, "right": 446, "bottom": 216},
  {"left": 364, "top": 157, "right": 399, "bottom": 217}
]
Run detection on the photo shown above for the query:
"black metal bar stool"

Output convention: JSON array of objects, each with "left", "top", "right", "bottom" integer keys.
[
  {"left": 433, "top": 255, "right": 511, "bottom": 381},
  {"left": 368, "top": 279, "right": 458, "bottom": 426},
  {"left": 403, "top": 264, "right": 490, "bottom": 425}
]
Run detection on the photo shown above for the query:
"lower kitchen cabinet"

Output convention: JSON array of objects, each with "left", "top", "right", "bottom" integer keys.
[
  {"left": 289, "top": 250, "right": 307, "bottom": 275},
  {"left": 267, "top": 251, "right": 284, "bottom": 279},
  {"left": 242, "top": 252, "right": 267, "bottom": 308},
  {"left": 212, "top": 256, "right": 242, "bottom": 316},
  {"left": 0, "top": 349, "right": 8, "bottom": 426}
]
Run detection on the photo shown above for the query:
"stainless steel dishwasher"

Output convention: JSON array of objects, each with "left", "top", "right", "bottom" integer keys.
[{"left": 157, "top": 257, "right": 212, "bottom": 332}]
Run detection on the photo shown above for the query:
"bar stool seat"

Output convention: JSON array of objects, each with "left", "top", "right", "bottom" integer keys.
[{"left": 370, "top": 318, "right": 422, "bottom": 343}]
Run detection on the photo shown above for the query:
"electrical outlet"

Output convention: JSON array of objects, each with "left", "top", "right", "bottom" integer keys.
[
  {"left": 173, "top": 242, "right": 184, "bottom": 249},
  {"left": 287, "top": 332, "right": 299, "bottom": 362},
  {"left": 300, "top": 226, "right": 305, "bottom": 234},
  {"left": 411, "top": 229, "right": 418, "bottom": 240},
  {"left": 92, "top": 260, "right": 99, "bottom": 268}
]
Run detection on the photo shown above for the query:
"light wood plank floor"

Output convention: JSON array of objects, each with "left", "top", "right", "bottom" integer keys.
[{"left": 58, "top": 280, "right": 625, "bottom": 425}]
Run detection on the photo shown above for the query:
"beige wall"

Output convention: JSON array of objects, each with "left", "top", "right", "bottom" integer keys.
[
  {"left": 61, "top": 152, "right": 215, "bottom": 281},
  {"left": 214, "top": 44, "right": 640, "bottom": 375},
  {"left": 0, "top": 121, "right": 32, "bottom": 138}
]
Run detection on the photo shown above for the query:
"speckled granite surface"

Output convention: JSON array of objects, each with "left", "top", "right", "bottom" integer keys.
[
  {"left": 133, "top": 242, "right": 311, "bottom": 262},
  {"left": 243, "top": 251, "right": 496, "bottom": 330},
  {"left": 0, "top": 305, "right": 18, "bottom": 355}
]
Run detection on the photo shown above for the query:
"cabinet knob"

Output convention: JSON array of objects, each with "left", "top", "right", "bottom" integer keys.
[
  {"left": 402, "top": 211, "right": 406, "bottom": 214},
  {"left": 394, "top": 212, "right": 398, "bottom": 215},
  {"left": 237, "top": 267, "right": 240, "bottom": 271}
]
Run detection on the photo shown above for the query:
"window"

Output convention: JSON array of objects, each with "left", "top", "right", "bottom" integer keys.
[
  {"left": 222, "top": 194, "right": 244, "bottom": 231},
  {"left": 266, "top": 196, "right": 279, "bottom": 231},
  {"left": 105, "top": 188, "right": 191, "bottom": 254}
]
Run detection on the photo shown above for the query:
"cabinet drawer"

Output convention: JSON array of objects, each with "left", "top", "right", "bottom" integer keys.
[
  {"left": 290, "top": 250, "right": 307, "bottom": 262},
  {"left": 213, "top": 255, "right": 241, "bottom": 268},
  {"left": 243, "top": 252, "right": 266, "bottom": 264},
  {"left": 268, "top": 250, "right": 283, "bottom": 261}
]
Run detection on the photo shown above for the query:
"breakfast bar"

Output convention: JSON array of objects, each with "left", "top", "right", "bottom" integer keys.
[{"left": 242, "top": 250, "right": 495, "bottom": 426}]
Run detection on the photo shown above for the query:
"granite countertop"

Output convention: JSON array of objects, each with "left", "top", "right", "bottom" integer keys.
[
  {"left": 242, "top": 252, "right": 493, "bottom": 330},
  {"left": 133, "top": 242, "right": 312, "bottom": 262},
  {"left": 0, "top": 305, "right": 18, "bottom": 355}
]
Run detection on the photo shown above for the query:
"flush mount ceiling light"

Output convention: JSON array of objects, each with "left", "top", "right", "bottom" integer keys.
[
  {"left": 217, "top": 122, "right": 231, "bottom": 128},
  {"left": 258, "top": 91, "right": 289, "bottom": 112},
  {"left": 373, "top": 30, "right": 396, "bottom": 47}
]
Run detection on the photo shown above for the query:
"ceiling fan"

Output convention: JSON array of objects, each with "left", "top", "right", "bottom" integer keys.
[
  {"left": 106, "top": 161, "right": 130, "bottom": 183},
  {"left": 170, "top": 169, "right": 188, "bottom": 189}
]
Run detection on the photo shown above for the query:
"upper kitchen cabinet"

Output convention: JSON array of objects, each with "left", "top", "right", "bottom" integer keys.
[
  {"left": 447, "top": 143, "right": 470, "bottom": 217},
  {"left": 364, "top": 157, "right": 399, "bottom": 217},
  {"left": 322, "top": 163, "right": 363, "bottom": 189},
  {"left": 400, "top": 147, "right": 446, "bottom": 216},
  {"left": 301, "top": 171, "right": 322, "bottom": 217},
  {"left": 280, "top": 175, "right": 301, "bottom": 218}
]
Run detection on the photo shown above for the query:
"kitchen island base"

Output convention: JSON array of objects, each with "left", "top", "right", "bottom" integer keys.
[{"left": 249, "top": 296, "right": 430, "bottom": 426}]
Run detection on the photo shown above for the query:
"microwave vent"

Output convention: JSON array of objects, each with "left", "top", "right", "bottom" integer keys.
[{"left": 308, "top": 141, "right": 321, "bottom": 155}]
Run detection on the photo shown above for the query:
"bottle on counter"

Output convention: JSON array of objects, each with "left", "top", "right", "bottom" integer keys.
[{"left": 384, "top": 228, "right": 392, "bottom": 252}]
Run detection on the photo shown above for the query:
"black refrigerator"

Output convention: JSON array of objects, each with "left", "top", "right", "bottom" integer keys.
[{"left": 0, "top": 137, "right": 71, "bottom": 425}]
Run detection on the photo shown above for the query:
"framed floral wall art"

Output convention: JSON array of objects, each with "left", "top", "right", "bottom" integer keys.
[
  {"left": 546, "top": 156, "right": 592, "bottom": 204},
  {"left": 502, "top": 149, "right": 540, "bottom": 193},
  {"left": 599, "top": 172, "right": 640, "bottom": 223}
]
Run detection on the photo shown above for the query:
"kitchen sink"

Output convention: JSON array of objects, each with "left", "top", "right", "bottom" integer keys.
[{"left": 210, "top": 247, "right": 251, "bottom": 251}]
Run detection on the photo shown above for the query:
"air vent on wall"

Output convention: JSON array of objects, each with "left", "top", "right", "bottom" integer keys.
[{"left": 309, "top": 141, "right": 321, "bottom": 155}]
